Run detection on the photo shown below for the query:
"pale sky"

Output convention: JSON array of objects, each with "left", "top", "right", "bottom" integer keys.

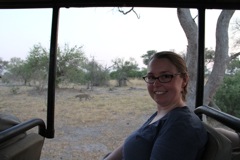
[{"left": 0, "top": 7, "right": 238, "bottom": 68}]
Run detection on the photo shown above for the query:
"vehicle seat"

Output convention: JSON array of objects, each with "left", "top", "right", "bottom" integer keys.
[
  {"left": 0, "top": 113, "right": 45, "bottom": 160},
  {"left": 201, "top": 122, "right": 232, "bottom": 160},
  {"left": 0, "top": 133, "right": 44, "bottom": 160},
  {"left": 232, "top": 148, "right": 240, "bottom": 160}
]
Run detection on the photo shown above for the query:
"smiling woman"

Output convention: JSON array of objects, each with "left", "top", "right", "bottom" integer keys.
[{"left": 103, "top": 51, "right": 207, "bottom": 160}]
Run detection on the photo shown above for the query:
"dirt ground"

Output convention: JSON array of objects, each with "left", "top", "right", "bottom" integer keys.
[
  {"left": 0, "top": 84, "right": 156, "bottom": 160},
  {"left": 41, "top": 114, "right": 149, "bottom": 160}
]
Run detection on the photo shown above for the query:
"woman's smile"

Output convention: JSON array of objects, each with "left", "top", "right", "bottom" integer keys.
[{"left": 154, "top": 90, "right": 167, "bottom": 95}]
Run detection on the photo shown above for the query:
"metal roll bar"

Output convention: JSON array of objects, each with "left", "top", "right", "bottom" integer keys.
[
  {"left": 195, "top": 105, "right": 240, "bottom": 132},
  {"left": 0, "top": 118, "right": 46, "bottom": 143}
]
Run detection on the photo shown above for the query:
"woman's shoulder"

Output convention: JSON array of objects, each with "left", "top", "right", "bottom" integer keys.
[
  {"left": 163, "top": 106, "right": 203, "bottom": 127},
  {"left": 166, "top": 106, "right": 195, "bottom": 119}
]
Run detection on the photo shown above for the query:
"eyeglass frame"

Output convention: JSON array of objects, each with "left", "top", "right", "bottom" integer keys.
[{"left": 142, "top": 73, "right": 183, "bottom": 84}]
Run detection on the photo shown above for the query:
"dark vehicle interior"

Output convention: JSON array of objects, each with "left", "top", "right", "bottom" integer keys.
[{"left": 0, "top": 0, "right": 240, "bottom": 159}]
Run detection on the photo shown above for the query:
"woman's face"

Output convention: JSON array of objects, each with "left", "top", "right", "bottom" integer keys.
[{"left": 147, "top": 58, "right": 187, "bottom": 108}]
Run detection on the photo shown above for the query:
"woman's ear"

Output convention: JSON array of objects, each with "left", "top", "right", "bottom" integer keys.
[
  {"left": 182, "top": 82, "right": 187, "bottom": 88},
  {"left": 182, "top": 75, "right": 189, "bottom": 88}
]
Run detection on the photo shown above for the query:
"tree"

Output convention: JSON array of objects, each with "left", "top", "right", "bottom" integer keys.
[
  {"left": 111, "top": 57, "right": 139, "bottom": 86},
  {"left": 232, "top": 18, "right": 240, "bottom": 48},
  {"left": 84, "top": 57, "right": 110, "bottom": 88},
  {"left": 141, "top": 50, "right": 157, "bottom": 66},
  {"left": 23, "top": 43, "right": 88, "bottom": 89},
  {"left": 6, "top": 57, "right": 30, "bottom": 84},
  {"left": 56, "top": 44, "right": 87, "bottom": 86},
  {"left": 204, "top": 48, "right": 215, "bottom": 76},
  {"left": 15, "top": 62, "right": 32, "bottom": 85},
  {"left": 0, "top": 58, "right": 8, "bottom": 78},
  {"left": 177, "top": 9, "right": 236, "bottom": 110},
  {"left": 26, "top": 44, "right": 49, "bottom": 89},
  {"left": 227, "top": 58, "right": 240, "bottom": 74},
  {"left": 204, "top": 48, "right": 215, "bottom": 67},
  {"left": 214, "top": 72, "right": 240, "bottom": 117}
]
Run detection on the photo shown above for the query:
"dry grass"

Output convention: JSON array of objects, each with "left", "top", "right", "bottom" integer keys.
[{"left": 0, "top": 79, "right": 157, "bottom": 160}]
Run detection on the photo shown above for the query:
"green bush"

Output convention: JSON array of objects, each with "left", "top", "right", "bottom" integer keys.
[{"left": 214, "top": 72, "right": 240, "bottom": 117}]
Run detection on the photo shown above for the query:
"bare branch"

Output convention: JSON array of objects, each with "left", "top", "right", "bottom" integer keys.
[
  {"left": 193, "top": 15, "right": 198, "bottom": 21},
  {"left": 230, "top": 52, "right": 240, "bottom": 61},
  {"left": 118, "top": 7, "right": 133, "bottom": 15},
  {"left": 118, "top": 7, "right": 140, "bottom": 19},
  {"left": 132, "top": 9, "right": 140, "bottom": 19}
]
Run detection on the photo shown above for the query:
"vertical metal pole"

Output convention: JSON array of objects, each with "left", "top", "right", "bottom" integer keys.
[
  {"left": 195, "top": 7, "right": 205, "bottom": 115},
  {"left": 46, "top": 6, "right": 59, "bottom": 138}
]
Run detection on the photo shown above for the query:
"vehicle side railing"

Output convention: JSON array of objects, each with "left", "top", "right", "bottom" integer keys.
[
  {"left": 0, "top": 118, "right": 46, "bottom": 143},
  {"left": 195, "top": 105, "right": 240, "bottom": 132}
]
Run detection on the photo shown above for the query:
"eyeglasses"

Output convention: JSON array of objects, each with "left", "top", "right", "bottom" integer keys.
[{"left": 142, "top": 73, "right": 182, "bottom": 84}]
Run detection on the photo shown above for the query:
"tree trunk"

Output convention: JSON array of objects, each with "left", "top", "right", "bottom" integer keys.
[
  {"left": 177, "top": 9, "right": 235, "bottom": 110},
  {"left": 204, "top": 10, "right": 235, "bottom": 105},
  {"left": 177, "top": 8, "right": 198, "bottom": 110}
]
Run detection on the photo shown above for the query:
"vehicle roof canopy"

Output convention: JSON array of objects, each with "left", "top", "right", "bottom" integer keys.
[{"left": 0, "top": 0, "right": 240, "bottom": 9}]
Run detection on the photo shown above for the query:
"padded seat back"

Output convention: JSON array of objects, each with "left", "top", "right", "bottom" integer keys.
[
  {"left": 0, "top": 113, "right": 45, "bottom": 160},
  {"left": 232, "top": 148, "right": 240, "bottom": 160},
  {"left": 0, "top": 133, "right": 44, "bottom": 160},
  {"left": 201, "top": 123, "right": 232, "bottom": 160}
]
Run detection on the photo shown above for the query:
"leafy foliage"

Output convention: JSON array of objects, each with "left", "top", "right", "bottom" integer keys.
[
  {"left": 110, "top": 57, "right": 139, "bottom": 86},
  {"left": 56, "top": 44, "right": 87, "bottom": 86},
  {"left": 227, "top": 58, "right": 240, "bottom": 74},
  {"left": 0, "top": 58, "right": 8, "bottom": 77},
  {"left": 214, "top": 72, "right": 240, "bottom": 117},
  {"left": 141, "top": 50, "right": 157, "bottom": 66},
  {"left": 2, "top": 43, "right": 114, "bottom": 88},
  {"left": 2, "top": 43, "right": 149, "bottom": 88},
  {"left": 203, "top": 48, "right": 215, "bottom": 76},
  {"left": 26, "top": 44, "right": 49, "bottom": 87},
  {"left": 84, "top": 57, "right": 110, "bottom": 87},
  {"left": 6, "top": 57, "right": 31, "bottom": 84}
]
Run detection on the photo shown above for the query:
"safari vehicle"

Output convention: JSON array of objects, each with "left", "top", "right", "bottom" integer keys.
[{"left": 0, "top": 0, "right": 240, "bottom": 160}]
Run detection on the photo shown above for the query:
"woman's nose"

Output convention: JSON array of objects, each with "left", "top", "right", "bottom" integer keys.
[{"left": 153, "top": 79, "right": 161, "bottom": 86}]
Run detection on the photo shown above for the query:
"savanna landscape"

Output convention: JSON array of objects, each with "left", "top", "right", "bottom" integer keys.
[{"left": 0, "top": 79, "right": 158, "bottom": 160}]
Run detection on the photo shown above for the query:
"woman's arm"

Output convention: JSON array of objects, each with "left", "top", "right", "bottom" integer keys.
[{"left": 103, "top": 144, "right": 123, "bottom": 160}]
